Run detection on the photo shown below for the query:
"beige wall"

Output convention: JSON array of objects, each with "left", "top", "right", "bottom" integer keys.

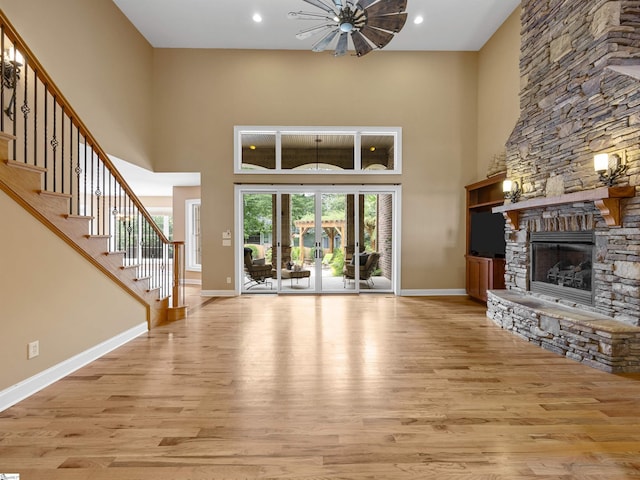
[
  {"left": 0, "top": 0, "right": 155, "bottom": 169},
  {"left": 0, "top": 190, "right": 146, "bottom": 390},
  {"left": 477, "top": 7, "right": 522, "bottom": 179},
  {"left": 139, "top": 196, "right": 173, "bottom": 210},
  {"left": 152, "top": 49, "right": 479, "bottom": 290}
]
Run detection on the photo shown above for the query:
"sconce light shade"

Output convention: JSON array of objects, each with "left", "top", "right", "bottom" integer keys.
[
  {"left": 594, "top": 151, "right": 627, "bottom": 187},
  {"left": 2, "top": 47, "right": 23, "bottom": 121},
  {"left": 5, "top": 47, "right": 24, "bottom": 66},
  {"left": 594, "top": 153, "right": 609, "bottom": 172},
  {"left": 503, "top": 178, "right": 521, "bottom": 203}
]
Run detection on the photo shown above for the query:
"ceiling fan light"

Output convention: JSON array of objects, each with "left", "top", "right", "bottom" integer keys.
[{"left": 340, "top": 22, "right": 353, "bottom": 32}]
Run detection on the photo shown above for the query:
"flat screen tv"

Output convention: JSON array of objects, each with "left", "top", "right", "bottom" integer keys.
[{"left": 470, "top": 211, "right": 506, "bottom": 258}]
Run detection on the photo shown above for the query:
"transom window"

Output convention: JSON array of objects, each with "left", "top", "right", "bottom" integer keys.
[{"left": 234, "top": 126, "right": 402, "bottom": 174}]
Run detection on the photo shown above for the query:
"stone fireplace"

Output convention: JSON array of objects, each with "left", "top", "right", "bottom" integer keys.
[{"left": 484, "top": 0, "right": 640, "bottom": 372}]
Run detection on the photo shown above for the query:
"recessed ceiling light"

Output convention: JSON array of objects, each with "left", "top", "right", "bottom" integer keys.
[
  {"left": 252, "top": 13, "right": 262, "bottom": 23},
  {"left": 249, "top": 145, "right": 257, "bottom": 150},
  {"left": 369, "top": 146, "right": 376, "bottom": 152},
  {"left": 414, "top": 15, "right": 424, "bottom": 25}
]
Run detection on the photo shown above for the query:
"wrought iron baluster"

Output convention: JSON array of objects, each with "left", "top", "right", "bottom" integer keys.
[
  {"left": 51, "top": 93, "right": 58, "bottom": 192},
  {"left": 44, "top": 84, "right": 48, "bottom": 189},
  {"left": 94, "top": 148, "right": 100, "bottom": 235},
  {"left": 75, "top": 126, "right": 81, "bottom": 216},
  {"left": 33, "top": 71, "right": 37, "bottom": 168},
  {"left": 1, "top": 27, "right": 5, "bottom": 133},
  {"left": 127, "top": 195, "right": 132, "bottom": 266},
  {"left": 60, "top": 105, "right": 65, "bottom": 194},
  {"left": 82, "top": 139, "right": 87, "bottom": 217},
  {"left": 22, "top": 57, "right": 28, "bottom": 164},
  {"left": 108, "top": 169, "right": 113, "bottom": 242},
  {"left": 101, "top": 163, "right": 106, "bottom": 236}
]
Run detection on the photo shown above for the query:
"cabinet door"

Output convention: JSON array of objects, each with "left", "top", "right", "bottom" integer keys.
[
  {"left": 466, "top": 256, "right": 490, "bottom": 302},
  {"left": 467, "top": 257, "right": 481, "bottom": 299}
]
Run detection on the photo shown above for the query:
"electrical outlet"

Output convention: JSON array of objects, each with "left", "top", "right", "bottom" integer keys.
[
  {"left": 226, "top": 277, "right": 231, "bottom": 284},
  {"left": 28, "top": 340, "right": 39, "bottom": 359}
]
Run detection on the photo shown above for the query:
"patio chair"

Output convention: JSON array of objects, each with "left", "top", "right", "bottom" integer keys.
[
  {"left": 343, "top": 252, "right": 380, "bottom": 287},
  {"left": 244, "top": 247, "right": 273, "bottom": 289}
]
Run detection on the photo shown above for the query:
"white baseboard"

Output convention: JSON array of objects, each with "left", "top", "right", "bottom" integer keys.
[
  {"left": 0, "top": 322, "right": 148, "bottom": 413},
  {"left": 181, "top": 279, "right": 202, "bottom": 286},
  {"left": 201, "top": 289, "right": 237, "bottom": 297},
  {"left": 400, "top": 289, "right": 467, "bottom": 296}
]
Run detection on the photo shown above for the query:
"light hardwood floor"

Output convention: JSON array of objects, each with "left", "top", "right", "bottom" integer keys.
[{"left": 2, "top": 294, "right": 640, "bottom": 479}]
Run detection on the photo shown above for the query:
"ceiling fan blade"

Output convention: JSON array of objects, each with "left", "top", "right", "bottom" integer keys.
[
  {"left": 334, "top": 31, "right": 349, "bottom": 56},
  {"left": 366, "top": 13, "right": 407, "bottom": 32},
  {"left": 296, "top": 23, "right": 334, "bottom": 40},
  {"left": 364, "top": 0, "right": 407, "bottom": 17},
  {"left": 356, "top": 0, "right": 379, "bottom": 9},
  {"left": 302, "top": 0, "right": 337, "bottom": 14},
  {"left": 351, "top": 30, "right": 374, "bottom": 57},
  {"left": 288, "top": 11, "right": 338, "bottom": 21},
  {"left": 360, "top": 25, "right": 395, "bottom": 49},
  {"left": 312, "top": 29, "right": 340, "bottom": 52}
]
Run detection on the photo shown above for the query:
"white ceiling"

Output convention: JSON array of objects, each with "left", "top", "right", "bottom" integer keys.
[
  {"left": 109, "top": 155, "right": 200, "bottom": 198},
  {"left": 109, "top": 0, "right": 519, "bottom": 195},
  {"left": 112, "top": 0, "right": 520, "bottom": 52}
]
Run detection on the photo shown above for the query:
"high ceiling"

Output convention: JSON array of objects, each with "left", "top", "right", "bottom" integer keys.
[{"left": 112, "top": 0, "right": 520, "bottom": 52}]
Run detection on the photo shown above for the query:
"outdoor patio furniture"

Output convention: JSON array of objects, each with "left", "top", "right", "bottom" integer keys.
[
  {"left": 343, "top": 252, "right": 380, "bottom": 287},
  {"left": 244, "top": 247, "right": 273, "bottom": 289},
  {"left": 281, "top": 268, "right": 311, "bottom": 287}
]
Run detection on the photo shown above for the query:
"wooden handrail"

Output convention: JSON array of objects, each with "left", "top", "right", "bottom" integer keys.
[{"left": 0, "top": 9, "right": 171, "bottom": 246}]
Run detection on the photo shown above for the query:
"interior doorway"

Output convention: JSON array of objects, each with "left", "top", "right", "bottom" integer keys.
[{"left": 236, "top": 185, "right": 401, "bottom": 295}]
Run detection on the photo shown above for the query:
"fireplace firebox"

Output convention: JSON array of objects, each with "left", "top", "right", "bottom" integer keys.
[{"left": 530, "top": 231, "right": 594, "bottom": 305}]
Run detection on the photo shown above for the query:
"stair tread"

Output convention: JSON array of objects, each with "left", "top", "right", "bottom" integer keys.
[
  {"left": 86, "top": 234, "right": 111, "bottom": 239},
  {"left": 39, "top": 190, "right": 72, "bottom": 199},
  {"left": 120, "top": 264, "right": 140, "bottom": 270},
  {"left": 65, "top": 214, "right": 94, "bottom": 220},
  {"left": 5, "top": 159, "right": 47, "bottom": 173}
]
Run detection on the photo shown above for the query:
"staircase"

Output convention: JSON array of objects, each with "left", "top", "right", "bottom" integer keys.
[{"left": 0, "top": 13, "right": 186, "bottom": 327}]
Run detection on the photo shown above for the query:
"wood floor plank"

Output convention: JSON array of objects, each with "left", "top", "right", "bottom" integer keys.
[{"left": 1, "top": 294, "right": 640, "bottom": 478}]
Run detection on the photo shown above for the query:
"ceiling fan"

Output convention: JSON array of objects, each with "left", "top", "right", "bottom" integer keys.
[{"left": 288, "top": 0, "right": 408, "bottom": 57}]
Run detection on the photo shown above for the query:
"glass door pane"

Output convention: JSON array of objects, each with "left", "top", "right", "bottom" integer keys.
[
  {"left": 319, "top": 192, "right": 354, "bottom": 293},
  {"left": 241, "top": 193, "right": 274, "bottom": 293},
  {"left": 343, "top": 193, "right": 393, "bottom": 292},
  {"left": 280, "top": 192, "right": 316, "bottom": 292}
]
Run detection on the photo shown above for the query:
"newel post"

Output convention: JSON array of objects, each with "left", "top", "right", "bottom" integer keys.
[{"left": 172, "top": 241, "right": 185, "bottom": 308}]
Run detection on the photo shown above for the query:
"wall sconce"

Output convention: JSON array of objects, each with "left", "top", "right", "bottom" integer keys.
[
  {"left": 594, "top": 152, "right": 626, "bottom": 187},
  {"left": 2, "top": 48, "right": 22, "bottom": 88},
  {"left": 503, "top": 178, "right": 522, "bottom": 203},
  {"left": 2, "top": 47, "right": 23, "bottom": 120}
]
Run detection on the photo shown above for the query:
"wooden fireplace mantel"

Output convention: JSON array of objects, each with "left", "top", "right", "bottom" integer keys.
[{"left": 492, "top": 186, "right": 636, "bottom": 228}]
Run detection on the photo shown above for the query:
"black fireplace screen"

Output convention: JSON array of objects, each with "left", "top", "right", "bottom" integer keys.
[{"left": 530, "top": 232, "right": 594, "bottom": 304}]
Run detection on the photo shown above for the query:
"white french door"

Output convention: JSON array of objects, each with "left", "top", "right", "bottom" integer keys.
[{"left": 237, "top": 185, "right": 401, "bottom": 295}]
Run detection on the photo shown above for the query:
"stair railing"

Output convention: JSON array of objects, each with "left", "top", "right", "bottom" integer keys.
[{"left": 0, "top": 11, "right": 184, "bottom": 309}]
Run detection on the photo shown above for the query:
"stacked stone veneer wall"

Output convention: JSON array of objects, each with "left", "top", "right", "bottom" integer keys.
[{"left": 501, "top": 0, "right": 640, "bottom": 326}]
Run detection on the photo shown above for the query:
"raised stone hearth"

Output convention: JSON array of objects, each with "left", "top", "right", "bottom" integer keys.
[{"left": 487, "top": 290, "right": 640, "bottom": 373}]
